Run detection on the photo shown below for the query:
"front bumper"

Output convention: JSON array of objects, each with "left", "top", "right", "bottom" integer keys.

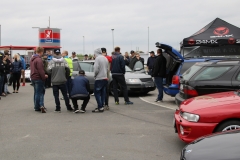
[
  {"left": 126, "top": 81, "right": 156, "bottom": 93},
  {"left": 174, "top": 110, "right": 217, "bottom": 143}
]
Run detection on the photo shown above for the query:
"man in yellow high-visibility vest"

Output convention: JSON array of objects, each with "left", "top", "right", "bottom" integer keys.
[{"left": 61, "top": 51, "right": 73, "bottom": 99}]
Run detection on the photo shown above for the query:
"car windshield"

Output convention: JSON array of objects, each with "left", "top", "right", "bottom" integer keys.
[
  {"left": 182, "top": 65, "right": 202, "bottom": 80},
  {"left": 125, "top": 65, "right": 133, "bottom": 72}
]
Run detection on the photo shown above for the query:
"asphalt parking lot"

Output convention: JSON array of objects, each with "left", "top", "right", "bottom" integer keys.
[{"left": 0, "top": 84, "right": 185, "bottom": 160}]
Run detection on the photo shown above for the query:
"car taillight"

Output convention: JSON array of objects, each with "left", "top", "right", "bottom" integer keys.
[
  {"left": 172, "top": 75, "right": 179, "bottom": 85},
  {"left": 183, "top": 85, "right": 198, "bottom": 97}
]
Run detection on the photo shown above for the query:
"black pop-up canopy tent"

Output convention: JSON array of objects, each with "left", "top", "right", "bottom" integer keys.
[{"left": 181, "top": 18, "right": 240, "bottom": 57}]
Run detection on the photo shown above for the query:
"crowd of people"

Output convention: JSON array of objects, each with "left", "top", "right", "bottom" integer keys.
[
  {"left": 0, "top": 46, "right": 166, "bottom": 113},
  {"left": 0, "top": 50, "right": 26, "bottom": 100}
]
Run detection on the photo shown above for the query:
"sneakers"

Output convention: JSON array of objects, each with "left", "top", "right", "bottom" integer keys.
[
  {"left": 155, "top": 99, "right": 163, "bottom": 102},
  {"left": 40, "top": 106, "right": 46, "bottom": 113},
  {"left": 125, "top": 101, "right": 134, "bottom": 105},
  {"left": 22, "top": 83, "right": 25, "bottom": 86},
  {"left": 92, "top": 108, "right": 104, "bottom": 113},
  {"left": 104, "top": 105, "right": 109, "bottom": 110},
  {"left": 60, "top": 97, "right": 64, "bottom": 100},
  {"left": 115, "top": 102, "right": 119, "bottom": 105},
  {"left": 54, "top": 109, "right": 61, "bottom": 113},
  {"left": 79, "top": 109, "right": 86, "bottom": 113},
  {"left": 74, "top": 109, "right": 80, "bottom": 113}
]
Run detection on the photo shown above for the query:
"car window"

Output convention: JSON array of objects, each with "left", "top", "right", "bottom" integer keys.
[
  {"left": 194, "top": 66, "right": 231, "bottom": 81},
  {"left": 133, "top": 61, "right": 144, "bottom": 71},
  {"left": 125, "top": 65, "right": 133, "bottom": 72},
  {"left": 182, "top": 65, "right": 202, "bottom": 80},
  {"left": 180, "top": 62, "right": 197, "bottom": 75},
  {"left": 79, "top": 62, "right": 93, "bottom": 72},
  {"left": 73, "top": 62, "right": 80, "bottom": 71}
]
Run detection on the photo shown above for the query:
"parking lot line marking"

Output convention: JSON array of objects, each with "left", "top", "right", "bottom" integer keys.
[{"left": 139, "top": 97, "right": 175, "bottom": 110}]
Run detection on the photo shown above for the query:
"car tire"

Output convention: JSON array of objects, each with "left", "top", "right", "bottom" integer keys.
[
  {"left": 110, "top": 82, "right": 122, "bottom": 96},
  {"left": 215, "top": 120, "right": 240, "bottom": 132}
]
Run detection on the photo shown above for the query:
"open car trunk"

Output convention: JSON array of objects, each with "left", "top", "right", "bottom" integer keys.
[{"left": 156, "top": 43, "right": 184, "bottom": 86}]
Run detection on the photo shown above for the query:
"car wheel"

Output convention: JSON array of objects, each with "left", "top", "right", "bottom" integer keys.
[
  {"left": 215, "top": 120, "right": 240, "bottom": 132},
  {"left": 110, "top": 82, "right": 122, "bottom": 96}
]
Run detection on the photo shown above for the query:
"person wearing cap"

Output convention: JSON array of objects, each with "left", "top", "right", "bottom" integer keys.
[
  {"left": 101, "top": 47, "right": 112, "bottom": 110},
  {"left": 71, "top": 52, "right": 79, "bottom": 61},
  {"left": 128, "top": 51, "right": 137, "bottom": 70},
  {"left": 70, "top": 70, "right": 90, "bottom": 113},
  {"left": 147, "top": 51, "right": 156, "bottom": 75},
  {"left": 30, "top": 47, "right": 48, "bottom": 113},
  {"left": 83, "top": 54, "right": 89, "bottom": 61},
  {"left": 47, "top": 49, "right": 73, "bottom": 112},
  {"left": 152, "top": 49, "right": 166, "bottom": 102},
  {"left": 92, "top": 48, "right": 108, "bottom": 113},
  {"left": 111, "top": 47, "right": 133, "bottom": 105}
]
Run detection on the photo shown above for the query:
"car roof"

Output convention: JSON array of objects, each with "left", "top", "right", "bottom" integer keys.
[{"left": 194, "top": 60, "right": 240, "bottom": 66}]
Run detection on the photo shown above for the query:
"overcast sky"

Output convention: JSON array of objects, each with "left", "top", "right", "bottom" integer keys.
[{"left": 1, "top": 0, "right": 240, "bottom": 55}]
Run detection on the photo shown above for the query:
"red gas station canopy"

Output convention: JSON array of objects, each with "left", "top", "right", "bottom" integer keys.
[{"left": 0, "top": 45, "right": 61, "bottom": 51}]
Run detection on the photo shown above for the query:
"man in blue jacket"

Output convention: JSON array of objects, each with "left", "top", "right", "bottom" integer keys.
[
  {"left": 70, "top": 70, "right": 90, "bottom": 113},
  {"left": 111, "top": 47, "right": 133, "bottom": 105}
]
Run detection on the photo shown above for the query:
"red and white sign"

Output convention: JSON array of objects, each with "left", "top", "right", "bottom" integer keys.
[{"left": 44, "top": 29, "right": 53, "bottom": 43}]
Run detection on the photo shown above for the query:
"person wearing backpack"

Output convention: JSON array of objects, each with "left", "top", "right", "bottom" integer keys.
[{"left": 11, "top": 54, "right": 22, "bottom": 93}]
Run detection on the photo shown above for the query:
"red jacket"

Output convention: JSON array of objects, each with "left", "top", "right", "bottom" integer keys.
[
  {"left": 105, "top": 55, "right": 112, "bottom": 63},
  {"left": 30, "top": 54, "right": 46, "bottom": 81}
]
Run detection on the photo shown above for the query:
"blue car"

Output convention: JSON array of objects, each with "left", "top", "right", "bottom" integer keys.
[{"left": 156, "top": 43, "right": 221, "bottom": 97}]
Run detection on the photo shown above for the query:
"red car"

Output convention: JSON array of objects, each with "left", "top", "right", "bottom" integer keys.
[{"left": 174, "top": 91, "right": 240, "bottom": 143}]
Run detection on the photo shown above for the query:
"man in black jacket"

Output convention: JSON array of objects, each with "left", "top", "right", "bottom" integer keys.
[
  {"left": 0, "top": 52, "right": 5, "bottom": 99},
  {"left": 3, "top": 52, "right": 11, "bottom": 94},
  {"left": 152, "top": 49, "right": 166, "bottom": 102},
  {"left": 111, "top": 47, "right": 133, "bottom": 105}
]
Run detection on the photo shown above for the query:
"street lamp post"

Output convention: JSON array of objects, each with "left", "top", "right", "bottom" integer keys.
[
  {"left": 0, "top": 25, "right": 1, "bottom": 47},
  {"left": 111, "top": 29, "right": 114, "bottom": 51},
  {"left": 148, "top": 26, "right": 149, "bottom": 53},
  {"left": 83, "top": 36, "right": 85, "bottom": 54}
]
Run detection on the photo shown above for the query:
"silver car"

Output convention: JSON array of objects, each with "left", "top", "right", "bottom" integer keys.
[{"left": 72, "top": 60, "right": 155, "bottom": 95}]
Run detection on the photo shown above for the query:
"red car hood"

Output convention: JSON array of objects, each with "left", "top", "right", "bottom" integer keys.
[{"left": 180, "top": 91, "right": 240, "bottom": 112}]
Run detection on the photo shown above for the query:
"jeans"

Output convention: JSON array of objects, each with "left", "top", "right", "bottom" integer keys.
[
  {"left": 112, "top": 75, "right": 129, "bottom": 102},
  {"left": 52, "top": 84, "right": 71, "bottom": 110},
  {"left": 0, "top": 75, "right": 4, "bottom": 95},
  {"left": 94, "top": 79, "right": 108, "bottom": 109},
  {"left": 71, "top": 95, "right": 90, "bottom": 110},
  {"left": 154, "top": 77, "right": 163, "bottom": 100},
  {"left": 65, "top": 76, "right": 72, "bottom": 95},
  {"left": 105, "top": 82, "right": 109, "bottom": 105},
  {"left": 4, "top": 74, "right": 10, "bottom": 93},
  {"left": 32, "top": 80, "right": 45, "bottom": 110}
]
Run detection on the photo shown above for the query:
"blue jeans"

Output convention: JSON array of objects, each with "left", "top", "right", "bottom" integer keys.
[
  {"left": 0, "top": 75, "right": 4, "bottom": 95},
  {"left": 154, "top": 77, "right": 163, "bottom": 100},
  {"left": 94, "top": 79, "right": 108, "bottom": 109},
  {"left": 52, "top": 84, "right": 71, "bottom": 110},
  {"left": 65, "top": 76, "right": 72, "bottom": 95},
  {"left": 32, "top": 80, "right": 45, "bottom": 110},
  {"left": 4, "top": 74, "right": 10, "bottom": 93}
]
